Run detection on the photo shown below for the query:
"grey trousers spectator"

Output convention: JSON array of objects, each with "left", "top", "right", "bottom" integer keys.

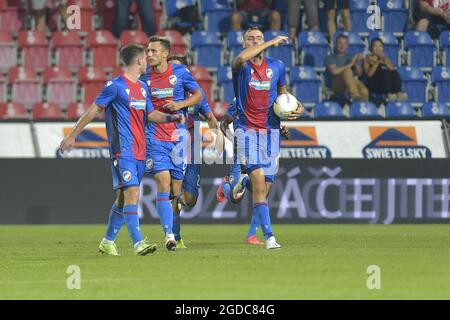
[
  {"left": 113, "top": 0, "right": 157, "bottom": 38},
  {"left": 286, "top": 0, "right": 319, "bottom": 39}
]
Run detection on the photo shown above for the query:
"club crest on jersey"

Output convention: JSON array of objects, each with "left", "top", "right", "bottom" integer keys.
[
  {"left": 266, "top": 68, "right": 273, "bottom": 79},
  {"left": 122, "top": 170, "right": 132, "bottom": 182},
  {"left": 169, "top": 75, "right": 177, "bottom": 85},
  {"left": 146, "top": 159, "right": 153, "bottom": 170},
  {"left": 140, "top": 88, "right": 147, "bottom": 98}
]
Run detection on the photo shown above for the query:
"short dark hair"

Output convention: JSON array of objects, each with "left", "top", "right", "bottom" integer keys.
[
  {"left": 243, "top": 27, "right": 263, "bottom": 39},
  {"left": 148, "top": 35, "right": 171, "bottom": 52},
  {"left": 120, "top": 44, "right": 145, "bottom": 66},
  {"left": 335, "top": 34, "right": 349, "bottom": 44},
  {"left": 167, "top": 55, "right": 188, "bottom": 66}
]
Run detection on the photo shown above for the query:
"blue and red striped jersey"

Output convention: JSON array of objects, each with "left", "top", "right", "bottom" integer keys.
[
  {"left": 95, "top": 75, "right": 154, "bottom": 160},
  {"left": 232, "top": 57, "right": 286, "bottom": 130},
  {"left": 141, "top": 63, "right": 200, "bottom": 142}
]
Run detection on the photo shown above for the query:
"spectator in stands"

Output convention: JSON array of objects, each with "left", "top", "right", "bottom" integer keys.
[
  {"left": 286, "top": 0, "right": 319, "bottom": 41},
  {"left": 325, "top": 0, "right": 351, "bottom": 40},
  {"left": 29, "top": 0, "right": 67, "bottom": 32},
  {"left": 231, "top": 0, "right": 282, "bottom": 31},
  {"left": 364, "top": 38, "right": 407, "bottom": 102},
  {"left": 415, "top": 0, "right": 450, "bottom": 32},
  {"left": 113, "top": 0, "right": 157, "bottom": 38},
  {"left": 325, "top": 34, "right": 368, "bottom": 101}
]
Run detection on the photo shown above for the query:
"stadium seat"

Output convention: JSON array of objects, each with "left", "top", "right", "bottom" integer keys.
[
  {"left": 432, "top": 67, "right": 450, "bottom": 103},
  {"left": 189, "top": 65, "right": 214, "bottom": 103},
  {"left": 9, "top": 66, "right": 42, "bottom": 109},
  {"left": 164, "top": 0, "right": 201, "bottom": 31},
  {"left": 18, "top": 31, "right": 49, "bottom": 70},
  {"left": 43, "top": 67, "right": 76, "bottom": 109},
  {"left": 156, "top": 30, "right": 188, "bottom": 55},
  {"left": 0, "top": 102, "right": 28, "bottom": 119},
  {"left": 333, "top": 30, "right": 365, "bottom": 56},
  {"left": 368, "top": 31, "right": 400, "bottom": 66},
  {"left": 404, "top": 31, "right": 435, "bottom": 71},
  {"left": 439, "top": 31, "right": 450, "bottom": 67},
  {"left": 350, "top": 0, "right": 372, "bottom": 35},
  {"left": 379, "top": 0, "right": 408, "bottom": 34},
  {"left": 227, "top": 30, "right": 244, "bottom": 62},
  {"left": 350, "top": 101, "right": 382, "bottom": 118},
  {"left": 52, "top": 31, "right": 84, "bottom": 71},
  {"left": 96, "top": 0, "right": 117, "bottom": 31},
  {"left": 67, "top": 102, "right": 104, "bottom": 120},
  {"left": 0, "top": 31, "right": 16, "bottom": 72},
  {"left": 297, "top": 31, "right": 329, "bottom": 70},
  {"left": 32, "top": 102, "right": 64, "bottom": 120},
  {"left": 398, "top": 67, "right": 428, "bottom": 105},
  {"left": 315, "top": 101, "right": 346, "bottom": 118},
  {"left": 264, "top": 30, "right": 294, "bottom": 69},
  {"left": 289, "top": 66, "right": 321, "bottom": 106},
  {"left": 201, "top": 0, "right": 232, "bottom": 33},
  {"left": 79, "top": 67, "right": 108, "bottom": 103},
  {"left": 191, "top": 31, "right": 223, "bottom": 70},
  {"left": 67, "top": 0, "right": 95, "bottom": 32},
  {"left": 120, "top": 30, "right": 148, "bottom": 47},
  {"left": 210, "top": 101, "right": 228, "bottom": 121},
  {"left": 385, "top": 101, "right": 416, "bottom": 118},
  {"left": 217, "top": 66, "right": 234, "bottom": 103},
  {"left": 0, "top": 76, "right": 5, "bottom": 103},
  {"left": 87, "top": 30, "right": 117, "bottom": 70},
  {"left": 422, "top": 102, "right": 450, "bottom": 119},
  {"left": 0, "top": 0, "right": 21, "bottom": 33}
]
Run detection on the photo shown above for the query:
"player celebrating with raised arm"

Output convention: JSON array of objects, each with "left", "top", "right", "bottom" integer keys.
[
  {"left": 141, "top": 37, "right": 202, "bottom": 251},
  {"left": 231, "top": 27, "right": 303, "bottom": 249},
  {"left": 59, "top": 44, "right": 184, "bottom": 256}
]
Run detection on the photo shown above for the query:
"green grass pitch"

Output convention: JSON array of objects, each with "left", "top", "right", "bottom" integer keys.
[{"left": 0, "top": 224, "right": 449, "bottom": 299}]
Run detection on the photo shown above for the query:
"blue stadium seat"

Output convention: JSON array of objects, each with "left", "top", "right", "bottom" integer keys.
[
  {"left": 227, "top": 30, "right": 244, "bottom": 62},
  {"left": 333, "top": 30, "right": 366, "bottom": 56},
  {"left": 298, "top": 31, "right": 329, "bottom": 70},
  {"left": 404, "top": 31, "right": 435, "bottom": 71},
  {"left": 191, "top": 31, "right": 223, "bottom": 70},
  {"left": 264, "top": 30, "right": 294, "bottom": 69},
  {"left": 315, "top": 101, "right": 346, "bottom": 118},
  {"left": 289, "top": 66, "right": 321, "bottom": 107},
  {"left": 350, "top": 101, "right": 382, "bottom": 118},
  {"left": 398, "top": 67, "right": 428, "bottom": 104},
  {"left": 379, "top": 0, "right": 408, "bottom": 34},
  {"left": 165, "top": 0, "right": 201, "bottom": 29},
  {"left": 201, "top": 0, "right": 232, "bottom": 33},
  {"left": 385, "top": 101, "right": 417, "bottom": 118},
  {"left": 217, "top": 66, "right": 234, "bottom": 103},
  {"left": 439, "top": 31, "right": 450, "bottom": 67},
  {"left": 432, "top": 67, "right": 450, "bottom": 103},
  {"left": 368, "top": 31, "right": 400, "bottom": 66},
  {"left": 350, "top": 0, "right": 372, "bottom": 35},
  {"left": 422, "top": 102, "right": 450, "bottom": 118}
]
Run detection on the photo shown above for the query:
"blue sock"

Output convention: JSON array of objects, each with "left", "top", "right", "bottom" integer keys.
[
  {"left": 156, "top": 192, "right": 173, "bottom": 236},
  {"left": 246, "top": 211, "right": 260, "bottom": 237},
  {"left": 173, "top": 213, "right": 181, "bottom": 241},
  {"left": 242, "top": 175, "right": 252, "bottom": 192},
  {"left": 253, "top": 202, "right": 273, "bottom": 240},
  {"left": 123, "top": 204, "right": 142, "bottom": 245},
  {"left": 104, "top": 204, "right": 124, "bottom": 241},
  {"left": 223, "top": 183, "right": 232, "bottom": 201}
]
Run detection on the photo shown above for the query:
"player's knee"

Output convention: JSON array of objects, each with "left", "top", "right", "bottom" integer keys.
[{"left": 123, "top": 187, "right": 140, "bottom": 204}]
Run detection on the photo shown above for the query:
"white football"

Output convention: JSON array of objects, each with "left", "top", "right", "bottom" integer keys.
[{"left": 273, "top": 93, "right": 299, "bottom": 119}]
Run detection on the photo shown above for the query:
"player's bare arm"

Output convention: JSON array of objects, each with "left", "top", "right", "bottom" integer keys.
[
  {"left": 148, "top": 111, "right": 185, "bottom": 124},
  {"left": 278, "top": 85, "right": 304, "bottom": 119},
  {"left": 162, "top": 89, "right": 202, "bottom": 111},
  {"left": 205, "top": 112, "right": 224, "bottom": 154},
  {"left": 59, "top": 103, "right": 103, "bottom": 153}
]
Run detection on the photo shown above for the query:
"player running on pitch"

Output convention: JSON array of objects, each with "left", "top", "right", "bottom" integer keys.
[{"left": 60, "top": 44, "right": 184, "bottom": 256}]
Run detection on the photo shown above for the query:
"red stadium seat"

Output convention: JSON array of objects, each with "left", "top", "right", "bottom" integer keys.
[
  {"left": 111, "top": 66, "right": 125, "bottom": 78},
  {"left": 96, "top": 0, "right": 117, "bottom": 31},
  {"left": 87, "top": 30, "right": 118, "bottom": 70},
  {"left": 18, "top": 31, "right": 49, "bottom": 70},
  {"left": 210, "top": 101, "right": 228, "bottom": 121},
  {"left": 0, "top": 102, "right": 29, "bottom": 119},
  {"left": 79, "top": 67, "right": 108, "bottom": 103},
  {"left": 0, "top": 76, "right": 6, "bottom": 102},
  {"left": 67, "top": 102, "right": 104, "bottom": 120},
  {"left": 43, "top": 67, "right": 76, "bottom": 109},
  {"left": 0, "top": 31, "right": 17, "bottom": 72},
  {"left": 189, "top": 65, "right": 214, "bottom": 103},
  {"left": 32, "top": 102, "right": 64, "bottom": 120},
  {"left": 9, "top": 66, "right": 42, "bottom": 109},
  {"left": 120, "top": 30, "right": 148, "bottom": 48},
  {"left": 52, "top": 31, "right": 84, "bottom": 71},
  {"left": 67, "top": 0, "right": 94, "bottom": 32},
  {"left": 156, "top": 30, "right": 187, "bottom": 55},
  {"left": 0, "top": 0, "right": 21, "bottom": 33}
]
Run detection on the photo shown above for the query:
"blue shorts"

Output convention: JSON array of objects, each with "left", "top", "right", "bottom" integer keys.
[
  {"left": 182, "top": 164, "right": 201, "bottom": 197},
  {"left": 111, "top": 157, "right": 145, "bottom": 190},
  {"left": 145, "top": 139, "right": 187, "bottom": 180}
]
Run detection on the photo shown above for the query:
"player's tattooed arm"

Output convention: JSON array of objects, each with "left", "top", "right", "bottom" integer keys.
[
  {"left": 162, "top": 89, "right": 202, "bottom": 111},
  {"left": 148, "top": 111, "right": 185, "bottom": 124},
  {"left": 59, "top": 103, "right": 103, "bottom": 153}
]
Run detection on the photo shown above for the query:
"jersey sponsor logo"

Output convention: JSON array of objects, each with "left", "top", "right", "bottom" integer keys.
[
  {"left": 249, "top": 78, "right": 271, "bottom": 91},
  {"left": 151, "top": 87, "right": 174, "bottom": 98},
  {"left": 169, "top": 75, "right": 177, "bottom": 85},
  {"left": 266, "top": 68, "right": 273, "bottom": 79},
  {"left": 363, "top": 127, "right": 432, "bottom": 159},
  {"left": 57, "top": 128, "right": 110, "bottom": 158},
  {"left": 122, "top": 170, "right": 132, "bottom": 182},
  {"left": 129, "top": 98, "right": 146, "bottom": 110},
  {"left": 280, "top": 126, "right": 332, "bottom": 159}
]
